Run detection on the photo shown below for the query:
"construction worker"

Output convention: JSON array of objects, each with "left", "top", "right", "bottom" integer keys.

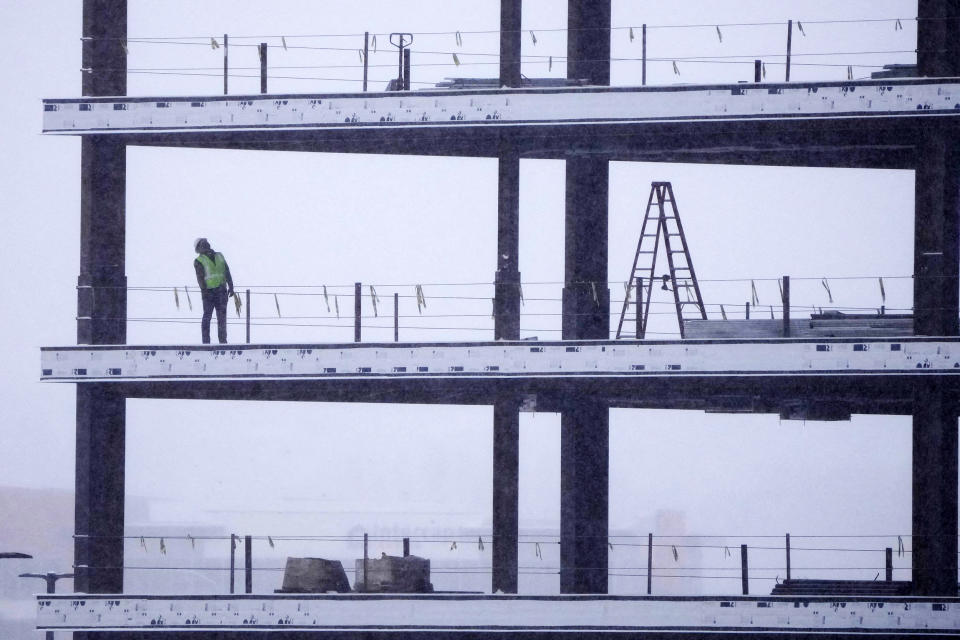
[{"left": 193, "top": 238, "right": 235, "bottom": 344}]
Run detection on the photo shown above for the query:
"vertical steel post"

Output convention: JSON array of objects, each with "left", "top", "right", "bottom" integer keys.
[
  {"left": 229, "top": 534, "right": 236, "bottom": 594},
  {"left": 363, "top": 32, "right": 369, "bottom": 91},
  {"left": 244, "top": 535, "right": 252, "bottom": 594},
  {"left": 741, "top": 544, "right": 749, "bottom": 595},
  {"left": 646, "top": 533, "right": 652, "bottom": 594},
  {"left": 635, "top": 276, "right": 643, "bottom": 338},
  {"left": 394, "top": 292, "right": 399, "bottom": 342},
  {"left": 886, "top": 547, "right": 893, "bottom": 581},
  {"left": 259, "top": 42, "right": 267, "bottom": 94},
  {"left": 403, "top": 538, "right": 410, "bottom": 557},
  {"left": 500, "top": 0, "right": 522, "bottom": 87},
  {"left": 754, "top": 59, "right": 761, "bottom": 82},
  {"left": 223, "top": 34, "right": 228, "bottom": 94},
  {"left": 641, "top": 24, "right": 647, "bottom": 85},
  {"left": 785, "top": 533, "right": 791, "bottom": 582},
  {"left": 354, "top": 282, "right": 362, "bottom": 342},
  {"left": 745, "top": 301, "right": 750, "bottom": 319},
  {"left": 785, "top": 20, "right": 792, "bottom": 81},
  {"left": 245, "top": 289, "right": 250, "bottom": 344},
  {"left": 403, "top": 48, "right": 411, "bottom": 90},
  {"left": 363, "top": 533, "right": 369, "bottom": 592},
  {"left": 782, "top": 276, "right": 790, "bottom": 337}
]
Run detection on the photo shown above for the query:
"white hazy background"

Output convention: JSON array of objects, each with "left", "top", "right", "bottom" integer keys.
[{"left": 0, "top": 0, "right": 935, "bottom": 632}]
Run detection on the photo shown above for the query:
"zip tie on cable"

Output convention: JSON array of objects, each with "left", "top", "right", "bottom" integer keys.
[
  {"left": 187, "top": 534, "right": 195, "bottom": 550},
  {"left": 322, "top": 285, "right": 331, "bottom": 312},
  {"left": 548, "top": 55, "right": 552, "bottom": 72},
  {"left": 450, "top": 541, "right": 458, "bottom": 551},
  {"left": 751, "top": 279, "right": 759, "bottom": 305},
  {"left": 160, "top": 538, "right": 167, "bottom": 555},
  {"left": 358, "top": 49, "right": 364, "bottom": 62},
  {"left": 673, "top": 60, "right": 680, "bottom": 75},
  {"left": 455, "top": 31, "right": 462, "bottom": 47},
  {"left": 724, "top": 546, "right": 731, "bottom": 558},
  {"left": 282, "top": 36, "right": 288, "bottom": 51},
  {"left": 335, "top": 295, "right": 340, "bottom": 319},
  {"left": 173, "top": 287, "right": 180, "bottom": 310},
  {"left": 895, "top": 18, "right": 903, "bottom": 31},
  {"left": 591, "top": 282, "right": 599, "bottom": 307},
  {"left": 518, "top": 283, "right": 524, "bottom": 306},
  {"left": 762, "top": 62, "right": 767, "bottom": 78},
  {"left": 672, "top": 545, "right": 679, "bottom": 562},
  {"left": 629, "top": 26, "right": 635, "bottom": 42},
  {"left": 847, "top": 65, "right": 853, "bottom": 80},
  {"left": 371, "top": 34, "right": 377, "bottom": 53},
  {"left": 184, "top": 286, "right": 192, "bottom": 311},
  {"left": 370, "top": 285, "right": 379, "bottom": 317},
  {"left": 715, "top": 25, "right": 723, "bottom": 42},
  {"left": 535, "top": 542, "right": 542, "bottom": 559},
  {"left": 415, "top": 284, "right": 427, "bottom": 313},
  {"left": 821, "top": 278, "right": 833, "bottom": 303},
  {"left": 720, "top": 304, "right": 727, "bottom": 320},
  {"left": 268, "top": 536, "right": 275, "bottom": 549},
  {"left": 121, "top": 41, "right": 129, "bottom": 55},
  {"left": 898, "top": 535, "right": 904, "bottom": 557},
  {"left": 770, "top": 305, "right": 775, "bottom": 319},
  {"left": 529, "top": 30, "right": 537, "bottom": 45},
  {"left": 274, "top": 293, "right": 281, "bottom": 318},
  {"left": 478, "top": 537, "right": 484, "bottom": 551},
  {"left": 777, "top": 278, "right": 783, "bottom": 301},
  {"left": 879, "top": 277, "right": 886, "bottom": 303},
  {"left": 609, "top": 541, "right": 614, "bottom": 551},
  {"left": 234, "top": 292, "right": 242, "bottom": 317},
  {"left": 452, "top": 52, "right": 460, "bottom": 66},
  {"left": 140, "top": 536, "right": 147, "bottom": 552},
  {"left": 797, "top": 20, "right": 806, "bottom": 36},
  {"left": 210, "top": 37, "right": 220, "bottom": 49}
]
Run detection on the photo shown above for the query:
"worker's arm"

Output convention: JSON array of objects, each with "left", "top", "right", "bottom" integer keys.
[
  {"left": 224, "top": 261, "right": 235, "bottom": 296},
  {"left": 194, "top": 259, "right": 206, "bottom": 290}
]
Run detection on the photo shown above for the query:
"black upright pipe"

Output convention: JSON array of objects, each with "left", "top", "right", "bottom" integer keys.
[
  {"left": 785, "top": 533, "right": 791, "bottom": 581},
  {"left": 229, "top": 534, "right": 236, "bottom": 594},
  {"left": 495, "top": 149, "right": 521, "bottom": 341},
  {"left": 244, "top": 535, "right": 252, "bottom": 594},
  {"left": 245, "top": 289, "right": 250, "bottom": 344},
  {"left": 785, "top": 20, "right": 792, "bottom": 81},
  {"left": 402, "top": 49, "right": 411, "bottom": 90},
  {"left": 641, "top": 24, "right": 647, "bottom": 85},
  {"left": 754, "top": 59, "right": 762, "bottom": 82},
  {"left": 741, "top": 544, "right": 749, "bottom": 595},
  {"left": 354, "top": 282, "right": 362, "bottom": 342},
  {"left": 394, "top": 292, "right": 399, "bottom": 342},
  {"left": 499, "top": 0, "right": 522, "bottom": 87},
  {"left": 363, "top": 32, "right": 369, "bottom": 91},
  {"left": 259, "top": 43, "right": 267, "bottom": 93},
  {"left": 223, "top": 34, "right": 228, "bottom": 94},
  {"left": 782, "top": 276, "right": 790, "bottom": 337}
]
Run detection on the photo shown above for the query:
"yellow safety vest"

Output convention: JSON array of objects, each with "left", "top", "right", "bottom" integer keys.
[{"left": 196, "top": 252, "right": 227, "bottom": 289}]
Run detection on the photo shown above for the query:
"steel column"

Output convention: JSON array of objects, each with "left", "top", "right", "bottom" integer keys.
[
  {"left": 75, "top": 0, "right": 127, "bottom": 606},
  {"left": 914, "top": 127, "right": 960, "bottom": 337},
  {"left": 918, "top": 0, "right": 960, "bottom": 77},
  {"left": 912, "top": 378, "right": 958, "bottom": 595},
  {"left": 499, "top": 0, "right": 522, "bottom": 88},
  {"left": 494, "top": 148, "right": 521, "bottom": 341},
  {"left": 567, "top": 0, "right": 611, "bottom": 85},
  {"left": 561, "top": 157, "right": 609, "bottom": 340},
  {"left": 560, "top": 398, "right": 609, "bottom": 594},
  {"left": 492, "top": 398, "right": 519, "bottom": 594}
]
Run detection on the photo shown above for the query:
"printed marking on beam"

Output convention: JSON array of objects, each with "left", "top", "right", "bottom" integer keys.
[
  {"left": 41, "top": 78, "right": 960, "bottom": 135},
  {"left": 39, "top": 337, "right": 960, "bottom": 381}
]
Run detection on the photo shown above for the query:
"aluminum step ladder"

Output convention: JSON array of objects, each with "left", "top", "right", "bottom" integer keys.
[{"left": 616, "top": 181, "right": 707, "bottom": 339}]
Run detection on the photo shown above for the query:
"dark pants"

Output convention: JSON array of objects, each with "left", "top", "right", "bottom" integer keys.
[{"left": 201, "top": 286, "right": 228, "bottom": 344}]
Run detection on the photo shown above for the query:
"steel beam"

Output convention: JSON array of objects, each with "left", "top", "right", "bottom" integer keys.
[
  {"left": 75, "top": 0, "right": 127, "bottom": 606},
  {"left": 492, "top": 397, "right": 519, "bottom": 594},
  {"left": 911, "top": 379, "right": 959, "bottom": 595},
  {"left": 499, "top": 0, "right": 522, "bottom": 88}
]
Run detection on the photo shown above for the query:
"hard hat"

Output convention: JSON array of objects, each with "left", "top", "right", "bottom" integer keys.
[{"left": 194, "top": 237, "right": 208, "bottom": 252}]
